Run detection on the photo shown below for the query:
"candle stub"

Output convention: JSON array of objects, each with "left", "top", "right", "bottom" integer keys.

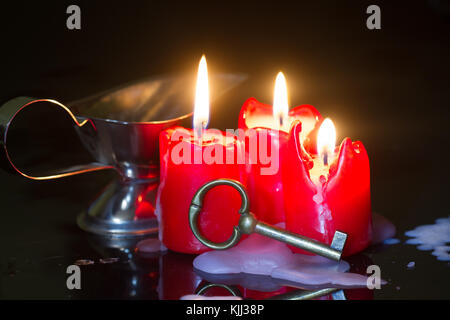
[{"left": 283, "top": 119, "right": 372, "bottom": 256}]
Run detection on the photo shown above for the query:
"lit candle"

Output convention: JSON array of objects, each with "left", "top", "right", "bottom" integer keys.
[
  {"left": 283, "top": 118, "right": 372, "bottom": 257},
  {"left": 309, "top": 118, "right": 336, "bottom": 185},
  {"left": 193, "top": 55, "right": 209, "bottom": 141},
  {"left": 240, "top": 72, "right": 322, "bottom": 152},
  {"left": 237, "top": 73, "right": 323, "bottom": 224},
  {"left": 156, "top": 56, "right": 245, "bottom": 254}
]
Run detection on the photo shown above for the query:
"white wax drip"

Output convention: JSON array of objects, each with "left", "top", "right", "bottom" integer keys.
[
  {"left": 136, "top": 238, "right": 167, "bottom": 253},
  {"left": 193, "top": 224, "right": 376, "bottom": 287},
  {"left": 405, "top": 216, "right": 450, "bottom": 261},
  {"left": 310, "top": 158, "right": 334, "bottom": 236}
]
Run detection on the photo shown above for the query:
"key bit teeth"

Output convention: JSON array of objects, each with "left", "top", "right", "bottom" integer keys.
[{"left": 331, "top": 230, "right": 347, "bottom": 253}]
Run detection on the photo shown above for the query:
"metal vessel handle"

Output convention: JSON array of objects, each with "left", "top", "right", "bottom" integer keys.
[{"left": 0, "top": 97, "right": 114, "bottom": 180}]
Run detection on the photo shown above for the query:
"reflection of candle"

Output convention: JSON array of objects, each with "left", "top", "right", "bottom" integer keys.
[
  {"left": 238, "top": 73, "right": 322, "bottom": 224},
  {"left": 156, "top": 56, "right": 244, "bottom": 254},
  {"left": 283, "top": 119, "right": 372, "bottom": 257}
]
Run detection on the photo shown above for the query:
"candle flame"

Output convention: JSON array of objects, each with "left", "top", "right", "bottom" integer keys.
[
  {"left": 193, "top": 55, "right": 210, "bottom": 139},
  {"left": 273, "top": 72, "right": 289, "bottom": 130},
  {"left": 317, "top": 118, "right": 336, "bottom": 166}
]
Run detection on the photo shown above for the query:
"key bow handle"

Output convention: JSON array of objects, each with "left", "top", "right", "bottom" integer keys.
[{"left": 189, "top": 178, "right": 251, "bottom": 250}]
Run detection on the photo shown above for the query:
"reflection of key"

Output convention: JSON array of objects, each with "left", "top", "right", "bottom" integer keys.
[
  {"left": 195, "top": 282, "right": 346, "bottom": 300},
  {"left": 267, "top": 287, "right": 346, "bottom": 300},
  {"left": 189, "top": 179, "right": 347, "bottom": 262}
]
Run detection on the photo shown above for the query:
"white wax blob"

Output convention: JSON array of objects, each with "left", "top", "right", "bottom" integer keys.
[
  {"left": 405, "top": 216, "right": 450, "bottom": 261},
  {"left": 383, "top": 238, "right": 401, "bottom": 245},
  {"left": 136, "top": 238, "right": 167, "bottom": 253},
  {"left": 180, "top": 294, "right": 242, "bottom": 300},
  {"left": 193, "top": 216, "right": 397, "bottom": 288},
  {"left": 193, "top": 229, "right": 372, "bottom": 287},
  {"left": 309, "top": 158, "right": 329, "bottom": 188}
]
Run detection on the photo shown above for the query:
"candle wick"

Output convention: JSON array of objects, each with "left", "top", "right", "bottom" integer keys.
[
  {"left": 194, "top": 127, "right": 201, "bottom": 142},
  {"left": 195, "top": 121, "right": 207, "bottom": 143},
  {"left": 279, "top": 115, "right": 284, "bottom": 129},
  {"left": 323, "top": 152, "right": 328, "bottom": 166}
]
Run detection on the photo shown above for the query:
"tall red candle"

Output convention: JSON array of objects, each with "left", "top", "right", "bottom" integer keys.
[
  {"left": 238, "top": 73, "right": 323, "bottom": 224},
  {"left": 156, "top": 55, "right": 245, "bottom": 254},
  {"left": 282, "top": 119, "right": 372, "bottom": 256},
  {"left": 156, "top": 127, "right": 245, "bottom": 254}
]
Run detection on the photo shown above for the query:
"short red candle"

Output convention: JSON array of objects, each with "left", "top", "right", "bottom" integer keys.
[
  {"left": 238, "top": 97, "right": 322, "bottom": 224},
  {"left": 282, "top": 120, "right": 372, "bottom": 256},
  {"left": 156, "top": 127, "right": 245, "bottom": 254}
]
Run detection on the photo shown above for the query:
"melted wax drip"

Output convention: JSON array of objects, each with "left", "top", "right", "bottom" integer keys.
[
  {"left": 405, "top": 216, "right": 450, "bottom": 261},
  {"left": 194, "top": 215, "right": 394, "bottom": 287},
  {"left": 136, "top": 238, "right": 167, "bottom": 253},
  {"left": 194, "top": 232, "right": 371, "bottom": 287}
]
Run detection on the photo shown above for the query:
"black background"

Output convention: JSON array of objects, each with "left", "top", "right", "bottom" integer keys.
[{"left": 0, "top": 1, "right": 449, "bottom": 299}]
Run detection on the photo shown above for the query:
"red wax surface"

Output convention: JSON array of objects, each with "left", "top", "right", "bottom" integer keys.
[
  {"left": 135, "top": 182, "right": 158, "bottom": 219},
  {"left": 157, "top": 126, "right": 245, "bottom": 254},
  {"left": 238, "top": 98, "right": 322, "bottom": 224},
  {"left": 283, "top": 121, "right": 372, "bottom": 256}
]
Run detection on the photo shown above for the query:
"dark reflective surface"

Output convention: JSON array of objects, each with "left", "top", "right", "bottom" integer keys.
[
  {"left": 0, "top": 164, "right": 448, "bottom": 299},
  {"left": 0, "top": 1, "right": 449, "bottom": 299}
]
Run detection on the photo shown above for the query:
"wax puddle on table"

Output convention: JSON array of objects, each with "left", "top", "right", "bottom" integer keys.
[{"left": 405, "top": 216, "right": 450, "bottom": 261}]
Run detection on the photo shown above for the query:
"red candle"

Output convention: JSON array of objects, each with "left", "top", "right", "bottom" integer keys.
[
  {"left": 283, "top": 118, "right": 372, "bottom": 256},
  {"left": 156, "top": 56, "right": 245, "bottom": 254},
  {"left": 238, "top": 72, "right": 322, "bottom": 224},
  {"left": 157, "top": 127, "right": 244, "bottom": 254}
]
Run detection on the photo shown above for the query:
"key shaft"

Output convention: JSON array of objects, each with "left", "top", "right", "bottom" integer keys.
[{"left": 239, "top": 212, "right": 344, "bottom": 261}]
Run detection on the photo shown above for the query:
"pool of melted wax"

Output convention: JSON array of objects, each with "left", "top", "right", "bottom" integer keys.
[
  {"left": 194, "top": 213, "right": 394, "bottom": 287},
  {"left": 195, "top": 271, "right": 288, "bottom": 292},
  {"left": 193, "top": 233, "right": 372, "bottom": 287},
  {"left": 405, "top": 216, "right": 450, "bottom": 261}
]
